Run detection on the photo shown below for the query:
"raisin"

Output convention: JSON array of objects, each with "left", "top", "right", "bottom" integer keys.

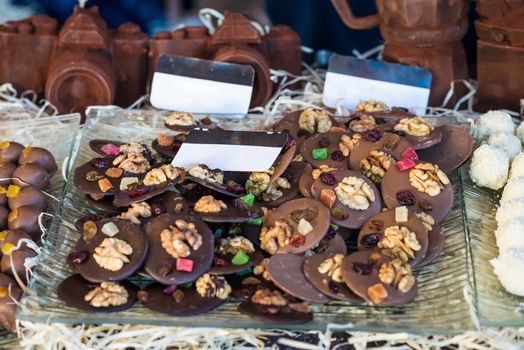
[
  {"left": 227, "top": 183, "right": 245, "bottom": 194},
  {"left": 396, "top": 190, "right": 416, "bottom": 206},
  {"left": 328, "top": 281, "right": 340, "bottom": 293},
  {"left": 330, "top": 150, "right": 345, "bottom": 161},
  {"left": 318, "top": 137, "right": 331, "bottom": 148},
  {"left": 151, "top": 203, "right": 166, "bottom": 216},
  {"left": 290, "top": 234, "right": 306, "bottom": 248},
  {"left": 353, "top": 262, "right": 373, "bottom": 275},
  {"left": 90, "top": 158, "right": 110, "bottom": 169},
  {"left": 418, "top": 199, "right": 433, "bottom": 211},
  {"left": 320, "top": 172, "right": 337, "bottom": 186},
  {"left": 325, "top": 225, "right": 336, "bottom": 240},
  {"left": 213, "top": 257, "right": 228, "bottom": 266},
  {"left": 362, "top": 130, "right": 382, "bottom": 142},
  {"left": 129, "top": 186, "right": 152, "bottom": 198},
  {"left": 360, "top": 233, "right": 380, "bottom": 248}
]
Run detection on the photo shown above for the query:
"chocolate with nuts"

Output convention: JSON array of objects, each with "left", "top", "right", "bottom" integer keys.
[{"left": 300, "top": 131, "right": 354, "bottom": 169}]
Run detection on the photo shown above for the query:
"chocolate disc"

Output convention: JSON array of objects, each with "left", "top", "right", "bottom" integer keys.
[
  {"left": 7, "top": 205, "right": 43, "bottom": 237},
  {"left": 86, "top": 195, "right": 123, "bottom": 213},
  {"left": 12, "top": 164, "right": 49, "bottom": 189},
  {"left": 140, "top": 283, "right": 225, "bottom": 316},
  {"left": 0, "top": 162, "right": 17, "bottom": 186},
  {"left": 151, "top": 139, "right": 180, "bottom": 159},
  {"left": 348, "top": 132, "right": 411, "bottom": 172},
  {"left": 209, "top": 248, "right": 265, "bottom": 275},
  {"left": 18, "top": 147, "right": 58, "bottom": 175},
  {"left": 257, "top": 161, "right": 307, "bottom": 208},
  {"left": 239, "top": 222, "right": 262, "bottom": 247},
  {"left": 0, "top": 141, "right": 24, "bottom": 164},
  {"left": 73, "top": 218, "right": 148, "bottom": 283},
  {"left": 89, "top": 140, "right": 124, "bottom": 157},
  {"left": 0, "top": 273, "right": 22, "bottom": 331},
  {"left": 270, "top": 141, "right": 297, "bottom": 182},
  {"left": 357, "top": 209, "right": 429, "bottom": 267},
  {"left": 341, "top": 251, "right": 418, "bottom": 306},
  {"left": 0, "top": 206, "right": 8, "bottom": 230},
  {"left": 8, "top": 186, "right": 48, "bottom": 211},
  {"left": 303, "top": 253, "right": 362, "bottom": 302},
  {"left": 57, "top": 274, "right": 138, "bottom": 312},
  {"left": 381, "top": 162, "right": 453, "bottom": 223},
  {"left": 143, "top": 214, "right": 213, "bottom": 285},
  {"left": 377, "top": 123, "right": 443, "bottom": 151},
  {"left": 1, "top": 247, "right": 36, "bottom": 283},
  {"left": 300, "top": 132, "right": 351, "bottom": 169},
  {"left": 266, "top": 253, "right": 331, "bottom": 303},
  {"left": 418, "top": 221, "right": 445, "bottom": 267},
  {"left": 148, "top": 191, "right": 189, "bottom": 215},
  {"left": 113, "top": 181, "right": 179, "bottom": 208},
  {"left": 238, "top": 300, "right": 313, "bottom": 324},
  {"left": 264, "top": 198, "right": 331, "bottom": 254},
  {"left": 298, "top": 164, "right": 314, "bottom": 198},
  {"left": 313, "top": 232, "right": 347, "bottom": 255},
  {"left": 193, "top": 198, "right": 262, "bottom": 223},
  {"left": 310, "top": 169, "right": 382, "bottom": 229},
  {"left": 74, "top": 214, "right": 112, "bottom": 232},
  {"left": 417, "top": 125, "right": 473, "bottom": 174}
]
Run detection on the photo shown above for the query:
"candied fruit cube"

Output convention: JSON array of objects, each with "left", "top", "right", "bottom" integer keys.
[
  {"left": 0, "top": 287, "right": 7, "bottom": 298},
  {"left": 241, "top": 193, "right": 255, "bottom": 207},
  {"left": 312, "top": 148, "right": 328, "bottom": 160},
  {"left": 1, "top": 243, "right": 15, "bottom": 255},
  {"left": 401, "top": 147, "right": 418, "bottom": 161},
  {"left": 176, "top": 258, "right": 194, "bottom": 272},
  {"left": 395, "top": 158, "right": 416, "bottom": 171},
  {"left": 101, "top": 144, "right": 121, "bottom": 157},
  {"left": 248, "top": 217, "right": 263, "bottom": 226},
  {"left": 231, "top": 251, "right": 250, "bottom": 265}
]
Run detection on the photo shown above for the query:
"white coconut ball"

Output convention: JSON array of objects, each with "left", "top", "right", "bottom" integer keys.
[
  {"left": 469, "top": 144, "right": 509, "bottom": 190},
  {"left": 487, "top": 132, "right": 522, "bottom": 161},
  {"left": 495, "top": 217, "right": 524, "bottom": 252},
  {"left": 516, "top": 121, "right": 524, "bottom": 144},
  {"left": 509, "top": 152, "right": 524, "bottom": 179},
  {"left": 474, "top": 110, "right": 515, "bottom": 141},
  {"left": 496, "top": 198, "right": 524, "bottom": 227},
  {"left": 500, "top": 176, "right": 524, "bottom": 204},
  {"left": 491, "top": 248, "right": 524, "bottom": 296}
]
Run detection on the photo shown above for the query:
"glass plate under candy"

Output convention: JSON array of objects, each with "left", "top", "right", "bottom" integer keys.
[{"left": 17, "top": 107, "right": 475, "bottom": 334}]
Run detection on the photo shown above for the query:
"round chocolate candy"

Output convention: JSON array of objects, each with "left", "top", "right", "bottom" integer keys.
[
  {"left": 0, "top": 273, "right": 23, "bottom": 331},
  {"left": 417, "top": 125, "right": 473, "bottom": 174},
  {"left": 0, "top": 229, "right": 32, "bottom": 254},
  {"left": 193, "top": 197, "right": 262, "bottom": 223},
  {"left": 266, "top": 253, "right": 331, "bottom": 303},
  {"left": 303, "top": 252, "right": 362, "bottom": 302},
  {"left": 143, "top": 214, "right": 213, "bottom": 285},
  {"left": 88, "top": 140, "right": 124, "bottom": 158},
  {"left": 72, "top": 218, "right": 148, "bottom": 283},
  {"left": 357, "top": 209, "right": 429, "bottom": 267},
  {"left": 209, "top": 243, "right": 265, "bottom": 275},
  {"left": 138, "top": 283, "right": 226, "bottom": 316},
  {"left": 263, "top": 198, "right": 331, "bottom": 254},
  {"left": 74, "top": 158, "right": 129, "bottom": 196},
  {"left": 379, "top": 120, "right": 443, "bottom": 150},
  {"left": 0, "top": 162, "right": 17, "bottom": 186},
  {"left": 0, "top": 206, "right": 7, "bottom": 231},
  {"left": 298, "top": 164, "right": 314, "bottom": 198},
  {"left": 341, "top": 251, "right": 418, "bottom": 306},
  {"left": 310, "top": 169, "right": 382, "bottom": 229},
  {"left": 381, "top": 161, "right": 453, "bottom": 223},
  {"left": 238, "top": 299, "right": 313, "bottom": 324},
  {"left": 1, "top": 247, "right": 36, "bottom": 283},
  {"left": 7, "top": 185, "right": 48, "bottom": 211},
  {"left": 57, "top": 274, "right": 138, "bottom": 312},
  {"left": 300, "top": 131, "right": 352, "bottom": 169},
  {"left": 7, "top": 205, "right": 42, "bottom": 238},
  {"left": 12, "top": 164, "right": 49, "bottom": 189},
  {"left": 418, "top": 220, "right": 445, "bottom": 267},
  {"left": 18, "top": 146, "right": 58, "bottom": 175},
  {"left": 0, "top": 141, "right": 24, "bottom": 164}
]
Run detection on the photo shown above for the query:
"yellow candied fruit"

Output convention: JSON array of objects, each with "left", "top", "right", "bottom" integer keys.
[
  {"left": 0, "top": 230, "right": 8, "bottom": 240},
  {"left": 7, "top": 209, "right": 18, "bottom": 222},
  {"left": 2, "top": 243, "right": 15, "bottom": 255},
  {"left": 6, "top": 185, "right": 20, "bottom": 198},
  {"left": 22, "top": 147, "right": 31, "bottom": 158},
  {"left": 0, "top": 141, "right": 10, "bottom": 149},
  {"left": 0, "top": 162, "right": 5, "bottom": 168},
  {"left": 0, "top": 187, "right": 6, "bottom": 195},
  {"left": 0, "top": 287, "right": 8, "bottom": 298}
]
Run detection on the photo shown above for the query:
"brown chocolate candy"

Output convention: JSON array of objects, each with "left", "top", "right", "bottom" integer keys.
[
  {"left": 0, "top": 229, "right": 32, "bottom": 253},
  {"left": 7, "top": 205, "right": 43, "bottom": 238},
  {"left": 300, "top": 131, "right": 352, "bottom": 169},
  {"left": 418, "top": 221, "right": 445, "bottom": 267},
  {"left": 0, "top": 206, "right": 7, "bottom": 231},
  {"left": 0, "top": 162, "right": 17, "bottom": 186},
  {"left": 238, "top": 300, "right": 313, "bottom": 324},
  {"left": 12, "top": 164, "right": 49, "bottom": 189},
  {"left": 18, "top": 146, "right": 58, "bottom": 175},
  {"left": 0, "top": 273, "right": 22, "bottom": 331},
  {"left": 266, "top": 253, "right": 331, "bottom": 303},
  {"left": 8, "top": 185, "right": 48, "bottom": 211},
  {"left": 1, "top": 247, "right": 36, "bottom": 283},
  {"left": 0, "top": 141, "right": 24, "bottom": 164},
  {"left": 310, "top": 169, "right": 382, "bottom": 229},
  {"left": 194, "top": 198, "right": 262, "bottom": 223},
  {"left": 89, "top": 140, "right": 124, "bottom": 158}
]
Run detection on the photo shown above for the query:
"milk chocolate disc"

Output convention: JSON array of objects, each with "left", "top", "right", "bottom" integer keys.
[
  {"left": 357, "top": 209, "right": 429, "bottom": 267},
  {"left": 86, "top": 195, "right": 122, "bottom": 213},
  {"left": 298, "top": 164, "right": 314, "bottom": 198},
  {"left": 266, "top": 253, "right": 331, "bottom": 303},
  {"left": 1, "top": 247, "right": 36, "bottom": 283},
  {"left": 18, "top": 147, "right": 58, "bottom": 175},
  {"left": 341, "top": 251, "right": 418, "bottom": 306},
  {"left": 57, "top": 274, "right": 138, "bottom": 312},
  {"left": 74, "top": 214, "right": 112, "bottom": 232},
  {"left": 139, "top": 283, "right": 225, "bottom": 316},
  {"left": 418, "top": 221, "right": 445, "bottom": 267},
  {"left": 377, "top": 123, "right": 443, "bottom": 151},
  {"left": 417, "top": 125, "right": 473, "bottom": 174},
  {"left": 74, "top": 158, "right": 136, "bottom": 196},
  {"left": 264, "top": 198, "right": 331, "bottom": 254},
  {"left": 113, "top": 182, "right": 179, "bottom": 208},
  {"left": 143, "top": 214, "right": 213, "bottom": 285},
  {"left": 193, "top": 198, "right": 262, "bottom": 223},
  {"left": 209, "top": 248, "right": 265, "bottom": 275},
  {"left": 7, "top": 205, "right": 43, "bottom": 237},
  {"left": 0, "top": 142, "right": 24, "bottom": 164},
  {"left": 303, "top": 253, "right": 362, "bottom": 302},
  {"left": 8, "top": 186, "right": 48, "bottom": 211},
  {"left": 310, "top": 169, "right": 382, "bottom": 229},
  {"left": 0, "top": 162, "right": 17, "bottom": 186},
  {"left": 72, "top": 218, "right": 148, "bottom": 283},
  {"left": 238, "top": 300, "right": 313, "bottom": 324},
  {"left": 0, "top": 273, "right": 22, "bottom": 331},
  {"left": 381, "top": 162, "right": 453, "bottom": 223},
  {"left": 313, "top": 232, "right": 347, "bottom": 255},
  {"left": 0, "top": 206, "right": 8, "bottom": 230},
  {"left": 300, "top": 132, "right": 351, "bottom": 169},
  {"left": 12, "top": 164, "right": 49, "bottom": 189},
  {"left": 348, "top": 132, "right": 411, "bottom": 172},
  {"left": 270, "top": 141, "right": 296, "bottom": 182},
  {"left": 258, "top": 161, "right": 307, "bottom": 208},
  {"left": 89, "top": 140, "right": 124, "bottom": 157}
]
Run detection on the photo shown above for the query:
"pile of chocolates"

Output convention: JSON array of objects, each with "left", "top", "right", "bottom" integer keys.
[
  {"left": 61, "top": 103, "right": 473, "bottom": 324},
  {"left": 0, "top": 141, "right": 57, "bottom": 330}
]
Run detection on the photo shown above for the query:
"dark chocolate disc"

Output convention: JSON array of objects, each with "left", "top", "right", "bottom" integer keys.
[
  {"left": 417, "top": 125, "right": 473, "bottom": 174},
  {"left": 256, "top": 161, "right": 307, "bottom": 208},
  {"left": 186, "top": 175, "right": 242, "bottom": 198},
  {"left": 74, "top": 159, "right": 129, "bottom": 196},
  {"left": 303, "top": 252, "right": 362, "bottom": 302},
  {"left": 0, "top": 142, "right": 24, "bottom": 164},
  {"left": 12, "top": 164, "right": 49, "bottom": 189},
  {"left": 357, "top": 209, "right": 429, "bottom": 267},
  {"left": 1, "top": 247, "right": 36, "bottom": 282},
  {"left": 113, "top": 182, "right": 178, "bottom": 208},
  {"left": 0, "top": 229, "right": 32, "bottom": 252},
  {"left": 89, "top": 140, "right": 124, "bottom": 157},
  {"left": 298, "top": 164, "right": 314, "bottom": 198},
  {"left": 0, "top": 273, "right": 22, "bottom": 331},
  {"left": 348, "top": 132, "right": 411, "bottom": 172},
  {"left": 7, "top": 205, "right": 42, "bottom": 238},
  {"left": 209, "top": 248, "right": 265, "bottom": 275},
  {"left": 310, "top": 169, "right": 382, "bottom": 229},
  {"left": 151, "top": 139, "right": 180, "bottom": 159},
  {"left": 86, "top": 195, "right": 123, "bottom": 213},
  {"left": 313, "top": 233, "right": 347, "bottom": 255},
  {"left": 381, "top": 161, "right": 453, "bottom": 223},
  {"left": 0, "top": 162, "right": 17, "bottom": 186},
  {"left": 73, "top": 218, "right": 148, "bottom": 283},
  {"left": 239, "top": 222, "right": 262, "bottom": 247},
  {"left": 8, "top": 186, "right": 48, "bottom": 211},
  {"left": 57, "top": 274, "right": 138, "bottom": 312},
  {"left": 74, "top": 213, "right": 113, "bottom": 232},
  {"left": 266, "top": 253, "right": 331, "bottom": 303},
  {"left": 300, "top": 132, "right": 351, "bottom": 169},
  {"left": 238, "top": 300, "right": 313, "bottom": 324},
  {"left": 193, "top": 198, "right": 262, "bottom": 223},
  {"left": 417, "top": 221, "right": 445, "bottom": 268},
  {"left": 0, "top": 206, "right": 8, "bottom": 230},
  {"left": 264, "top": 198, "right": 331, "bottom": 254},
  {"left": 139, "top": 283, "right": 225, "bottom": 316},
  {"left": 341, "top": 251, "right": 418, "bottom": 306},
  {"left": 18, "top": 147, "right": 58, "bottom": 175},
  {"left": 143, "top": 214, "right": 213, "bottom": 285}
]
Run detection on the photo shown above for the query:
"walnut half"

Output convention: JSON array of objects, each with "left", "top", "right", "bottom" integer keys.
[
  {"left": 160, "top": 220, "right": 203, "bottom": 258},
  {"left": 194, "top": 195, "right": 227, "bottom": 213},
  {"left": 334, "top": 176, "right": 375, "bottom": 210},
  {"left": 378, "top": 258, "right": 415, "bottom": 293},
  {"left": 195, "top": 273, "right": 231, "bottom": 299},
  {"left": 260, "top": 220, "right": 293, "bottom": 255},
  {"left": 298, "top": 108, "right": 332, "bottom": 134},
  {"left": 93, "top": 238, "right": 133, "bottom": 272},
  {"left": 84, "top": 282, "right": 129, "bottom": 307}
]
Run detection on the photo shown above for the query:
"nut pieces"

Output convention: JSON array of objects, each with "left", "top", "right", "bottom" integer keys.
[
  {"left": 260, "top": 220, "right": 293, "bottom": 255},
  {"left": 217, "top": 236, "right": 255, "bottom": 256},
  {"left": 409, "top": 163, "right": 450, "bottom": 197},
  {"left": 317, "top": 254, "right": 344, "bottom": 282},
  {"left": 117, "top": 202, "right": 152, "bottom": 225},
  {"left": 252, "top": 288, "right": 287, "bottom": 306},
  {"left": 298, "top": 108, "right": 332, "bottom": 134},
  {"left": 378, "top": 226, "right": 421, "bottom": 263},
  {"left": 143, "top": 164, "right": 182, "bottom": 186},
  {"left": 160, "top": 220, "right": 203, "bottom": 259},
  {"left": 93, "top": 238, "right": 133, "bottom": 272},
  {"left": 187, "top": 164, "right": 224, "bottom": 184},
  {"left": 378, "top": 259, "right": 416, "bottom": 293},
  {"left": 360, "top": 151, "right": 394, "bottom": 183},
  {"left": 195, "top": 273, "right": 231, "bottom": 299},
  {"left": 194, "top": 195, "right": 227, "bottom": 213},
  {"left": 348, "top": 116, "right": 377, "bottom": 133},
  {"left": 339, "top": 134, "right": 361, "bottom": 157},
  {"left": 334, "top": 176, "right": 375, "bottom": 210},
  {"left": 164, "top": 112, "right": 196, "bottom": 126},
  {"left": 84, "top": 282, "right": 129, "bottom": 307},
  {"left": 394, "top": 117, "right": 433, "bottom": 137},
  {"left": 246, "top": 170, "right": 291, "bottom": 202},
  {"left": 355, "top": 100, "right": 388, "bottom": 113},
  {"left": 112, "top": 142, "right": 151, "bottom": 174},
  {"left": 416, "top": 212, "right": 435, "bottom": 231}
]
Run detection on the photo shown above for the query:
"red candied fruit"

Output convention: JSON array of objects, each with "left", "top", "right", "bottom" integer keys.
[
  {"left": 101, "top": 144, "right": 121, "bottom": 157},
  {"left": 129, "top": 186, "right": 152, "bottom": 198},
  {"left": 176, "top": 258, "right": 194, "bottom": 272},
  {"left": 320, "top": 172, "right": 338, "bottom": 186},
  {"left": 213, "top": 257, "right": 228, "bottom": 266},
  {"left": 401, "top": 147, "right": 418, "bottom": 161},
  {"left": 396, "top": 190, "right": 416, "bottom": 206},
  {"left": 290, "top": 234, "right": 306, "bottom": 248},
  {"left": 330, "top": 150, "right": 345, "bottom": 161},
  {"left": 395, "top": 158, "right": 416, "bottom": 171}
]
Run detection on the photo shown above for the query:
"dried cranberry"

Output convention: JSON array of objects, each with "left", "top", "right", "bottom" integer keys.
[
  {"left": 297, "top": 129, "right": 311, "bottom": 138},
  {"left": 227, "top": 183, "right": 245, "bottom": 194},
  {"left": 290, "top": 234, "right": 306, "bottom": 248},
  {"left": 318, "top": 137, "right": 331, "bottom": 148},
  {"left": 151, "top": 203, "right": 166, "bottom": 216},
  {"left": 238, "top": 288, "right": 253, "bottom": 299},
  {"left": 325, "top": 225, "right": 336, "bottom": 240},
  {"left": 330, "top": 150, "right": 345, "bottom": 161},
  {"left": 328, "top": 281, "right": 339, "bottom": 293},
  {"left": 162, "top": 285, "right": 178, "bottom": 294},
  {"left": 353, "top": 262, "right": 373, "bottom": 275},
  {"left": 362, "top": 130, "right": 382, "bottom": 142},
  {"left": 170, "top": 140, "right": 182, "bottom": 152},
  {"left": 90, "top": 158, "right": 110, "bottom": 169},
  {"left": 320, "top": 172, "right": 337, "bottom": 186},
  {"left": 83, "top": 214, "right": 107, "bottom": 222},
  {"left": 213, "top": 257, "right": 228, "bottom": 266},
  {"left": 360, "top": 233, "right": 380, "bottom": 248},
  {"left": 396, "top": 190, "right": 416, "bottom": 206},
  {"left": 68, "top": 251, "right": 88, "bottom": 265},
  {"left": 129, "top": 186, "right": 152, "bottom": 198}
]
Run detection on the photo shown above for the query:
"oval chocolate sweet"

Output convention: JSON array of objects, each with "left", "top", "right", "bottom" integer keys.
[
  {"left": 0, "top": 141, "right": 24, "bottom": 164},
  {"left": 357, "top": 209, "right": 429, "bottom": 267},
  {"left": 143, "top": 214, "right": 213, "bottom": 285},
  {"left": 7, "top": 205, "right": 42, "bottom": 238},
  {"left": 381, "top": 161, "right": 453, "bottom": 223},
  {"left": 12, "top": 164, "right": 49, "bottom": 189},
  {"left": 193, "top": 197, "right": 262, "bottom": 223},
  {"left": 298, "top": 164, "right": 314, "bottom": 198},
  {"left": 0, "top": 273, "right": 22, "bottom": 331},
  {"left": 18, "top": 146, "right": 58, "bottom": 175},
  {"left": 300, "top": 131, "right": 352, "bottom": 169},
  {"left": 8, "top": 186, "right": 48, "bottom": 211},
  {"left": 310, "top": 169, "right": 382, "bottom": 229},
  {"left": 238, "top": 299, "right": 313, "bottom": 324},
  {"left": 378, "top": 121, "right": 443, "bottom": 151},
  {"left": 57, "top": 274, "right": 138, "bottom": 312},
  {"left": 1, "top": 247, "right": 36, "bottom": 283},
  {"left": 0, "top": 229, "right": 32, "bottom": 253},
  {"left": 89, "top": 140, "right": 124, "bottom": 158},
  {"left": 86, "top": 195, "right": 123, "bottom": 213},
  {"left": 303, "top": 252, "right": 362, "bottom": 302},
  {"left": 341, "top": 251, "right": 418, "bottom": 306},
  {"left": 72, "top": 218, "right": 148, "bottom": 283},
  {"left": 0, "top": 162, "right": 17, "bottom": 186},
  {"left": 74, "top": 159, "right": 126, "bottom": 196},
  {"left": 0, "top": 206, "right": 7, "bottom": 230},
  {"left": 266, "top": 253, "right": 331, "bottom": 303},
  {"left": 418, "top": 220, "right": 445, "bottom": 268},
  {"left": 209, "top": 244, "right": 265, "bottom": 275}
]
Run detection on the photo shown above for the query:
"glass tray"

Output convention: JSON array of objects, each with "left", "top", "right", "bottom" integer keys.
[{"left": 17, "top": 108, "right": 475, "bottom": 334}]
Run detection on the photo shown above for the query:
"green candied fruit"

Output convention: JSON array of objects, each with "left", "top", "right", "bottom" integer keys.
[
  {"left": 231, "top": 251, "right": 250, "bottom": 265},
  {"left": 241, "top": 193, "right": 255, "bottom": 207},
  {"left": 248, "top": 217, "right": 263, "bottom": 226},
  {"left": 236, "top": 267, "right": 252, "bottom": 276},
  {"left": 312, "top": 147, "right": 328, "bottom": 160}
]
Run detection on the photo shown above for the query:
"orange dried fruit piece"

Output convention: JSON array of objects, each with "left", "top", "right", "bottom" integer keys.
[
  {"left": 7, "top": 209, "right": 18, "bottom": 222},
  {"left": 2, "top": 243, "right": 15, "bottom": 255},
  {"left": 105, "top": 167, "right": 124, "bottom": 179},
  {"left": 98, "top": 178, "right": 113, "bottom": 193},
  {"left": 0, "top": 287, "right": 8, "bottom": 298},
  {"left": 22, "top": 146, "right": 31, "bottom": 158},
  {"left": 367, "top": 283, "right": 388, "bottom": 304},
  {"left": 6, "top": 185, "right": 20, "bottom": 198},
  {"left": 0, "top": 230, "right": 8, "bottom": 240},
  {"left": 0, "top": 187, "right": 6, "bottom": 195}
]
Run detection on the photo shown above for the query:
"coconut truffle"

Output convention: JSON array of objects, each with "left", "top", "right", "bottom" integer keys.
[
  {"left": 496, "top": 198, "right": 524, "bottom": 227},
  {"left": 474, "top": 110, "right": 515, "bottom": 141},
  {"left": 516, "top": 121, "right": 524, "bottom": 144},
  {"left": 488, "top": 133, "right": 522, "bottom": 161},
  {"left": 495, "top": 217, "right": 524, "bottom": 252},
  {"left": 509, "top": 152, "right": 524, "bottom": 179},
  {"left": 501, "top": 176, "right": 524, "bottom": 204},
  {"left": 469, "top": 144, "right": 509, "bottom": 190},
  {"left": 491, "top": 248, "right": 524, "bottom": 296}
]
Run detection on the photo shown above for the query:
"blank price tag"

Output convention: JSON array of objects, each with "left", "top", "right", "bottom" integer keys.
[
  {"left": 150, "top": 55, "right": 255, "bottom": 114},
  {"left": 323, "top": 54, "right": 432, "bottom": 115}
]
